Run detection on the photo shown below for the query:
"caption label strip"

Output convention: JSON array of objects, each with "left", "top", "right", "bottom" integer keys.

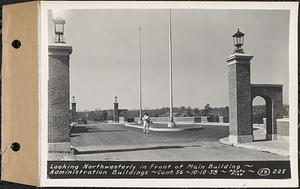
[{"left": 48, "top": 161, "right": 290, "bottom": 179}]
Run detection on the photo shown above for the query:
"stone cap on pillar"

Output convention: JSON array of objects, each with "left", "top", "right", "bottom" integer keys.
[
  {"left": 49, "top": 43, "right": 73, "bottom": 56},
  {"left": 226, "top": 53, "right": 253, "bottom": 65}
]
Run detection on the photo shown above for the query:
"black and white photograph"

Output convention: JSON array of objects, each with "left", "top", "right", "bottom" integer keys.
[{"left": 41, "top": 1, "right": 298, "bottom": 187}]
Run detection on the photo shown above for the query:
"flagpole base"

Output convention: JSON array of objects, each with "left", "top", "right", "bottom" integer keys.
[{"left": 168, "top": 119, "right": 176, "bottom": 128}]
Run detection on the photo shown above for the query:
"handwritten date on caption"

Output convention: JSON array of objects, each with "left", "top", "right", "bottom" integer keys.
[{"left": 47, "top": 161, "right": 291, "bottom": 178}]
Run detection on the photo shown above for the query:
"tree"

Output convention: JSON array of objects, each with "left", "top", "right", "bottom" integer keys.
[
  {"left": 204, "top": 104, "right": 212, "bottom": 116},
  {"left": 194, "top": 107, "right": 200, "bottom": 116},
  {"left": 187, "top": 106, "right": 192, "bottom": 116}
]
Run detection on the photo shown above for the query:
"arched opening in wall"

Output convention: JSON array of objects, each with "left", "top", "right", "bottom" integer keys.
[{"left": 252, "top": 96, "right": 267, "bottom": 141}]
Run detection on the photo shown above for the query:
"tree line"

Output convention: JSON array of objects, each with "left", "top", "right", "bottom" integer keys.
[{"left": 77, "top": 104, "right": 288, "bottom": 123}]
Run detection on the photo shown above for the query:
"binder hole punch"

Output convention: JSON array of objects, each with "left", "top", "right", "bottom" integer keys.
[
  {"left": 11, "top": 142, "right": 21, "bottom": 151},
  {"left": 11, "top": 40, "right": 21, "bottom": 49}
]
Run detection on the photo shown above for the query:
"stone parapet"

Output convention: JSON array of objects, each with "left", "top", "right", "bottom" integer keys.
[{"left": 152, "top": 117, "right": 195, "bottom": 123}]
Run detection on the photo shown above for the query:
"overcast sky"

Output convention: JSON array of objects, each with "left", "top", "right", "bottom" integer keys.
[{"left": 48, "top": 9, "right": 289, "bottom": 111}]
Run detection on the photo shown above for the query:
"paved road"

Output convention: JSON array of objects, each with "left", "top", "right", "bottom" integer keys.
[{"left": 70, "top": 123, "right": 288, "bottom": 161}]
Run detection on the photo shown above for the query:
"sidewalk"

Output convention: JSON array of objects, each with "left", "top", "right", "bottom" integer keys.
[{"left": 219, "top": 137, "right": 289, "bottom": 157}]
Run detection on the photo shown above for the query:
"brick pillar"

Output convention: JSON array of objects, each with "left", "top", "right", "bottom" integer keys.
[
  {"left": 226, "top": 53, "right": 253, "bottom": 143},
  {"left": 71, "top": 97, "right": 77, "bottom": 122},
  {"left": 48, "top": 44, "right": 72, "bottom": 152},
  {"left": 0, "top": 12, "right": 2, "bottom": 152},
  {"left": 71, "top": 102, "right": 77, "bottom": 122},
  {"left": 114, "top": 96, "right": 119, "bottom": 122},
  {"left": 268, "top": 89, "right": 283, "bottom": 140},
  {"left": 276, "top": 118, "right": 289, "bottom": 141},
  {"left": 265, "top": 98, "right": 274, "bottom": 140}
]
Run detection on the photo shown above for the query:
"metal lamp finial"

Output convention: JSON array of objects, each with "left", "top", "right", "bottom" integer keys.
[
  {"left": 53, "top": 17, "right": 66, "bottom": 43},
  {"left": 232, "top": 28, "right": 245, "bottom": 53}
]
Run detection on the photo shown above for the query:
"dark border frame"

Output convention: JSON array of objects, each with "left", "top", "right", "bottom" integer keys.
[{"left": 0, "top": 0, "right": 299, "bottom": 188}]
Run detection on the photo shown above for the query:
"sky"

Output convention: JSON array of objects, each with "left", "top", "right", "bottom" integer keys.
[{"left": 48, "top": 9, "right": 289, "bottom": 111}]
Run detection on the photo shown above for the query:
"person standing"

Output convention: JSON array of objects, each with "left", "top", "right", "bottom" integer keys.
[{"left": 143, "top": 112, "right": 151, "bottom": 133}]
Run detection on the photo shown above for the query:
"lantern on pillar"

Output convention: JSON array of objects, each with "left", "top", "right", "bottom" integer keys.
[
  {"left": 53, "top": 17, "right": 66, "bottom": 43},
  {"left": 232, "top": 28, "right": 245, "bottom": 53}
]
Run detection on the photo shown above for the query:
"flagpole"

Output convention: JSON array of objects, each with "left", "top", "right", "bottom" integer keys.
[
  {"left": 138, "top": 26, "right": 143, "bottom": 124},
  {"left": 168, "top": 9, "right": 175, "bottom": 127}
]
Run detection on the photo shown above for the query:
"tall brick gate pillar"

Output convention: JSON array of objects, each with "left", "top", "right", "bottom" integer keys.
[
  {"left": 114, "top": 96, "right": 119, "bottom": 122},
  {"left": 71, "top": 96, "right": 77, "bottom": 122},
  {"left": 226, "top": 53, "right": 253, "bottom": 143},
  {"left": 48, "top": 44, "right": 73, "bottom": 152}
]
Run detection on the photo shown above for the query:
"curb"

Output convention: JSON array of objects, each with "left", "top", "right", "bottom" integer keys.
[{"left": 124, "top": 123, "right": 203, "bottom": 132}]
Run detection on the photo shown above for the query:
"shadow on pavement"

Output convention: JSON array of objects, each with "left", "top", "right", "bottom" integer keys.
[
  {"left": 74, "top": 145, "right": 186, "bottom": 155},
  {"left": 71, "top": 126, "right": 127, "bottom": 134},
  {"left": 95, "top": 130, "right": 127, "bottom": 133},
  {"left": 253, "top": 139, "right": 268, "bottom": 142},
  {"left": 71, "top": 126, "right": 89, "bottom": 133}
]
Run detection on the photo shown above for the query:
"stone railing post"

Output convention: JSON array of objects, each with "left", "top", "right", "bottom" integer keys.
[
  {"left": 201, "top": 116, "right": 208, "bottom": 123},
  {"left": 219, "top": 116, "right": 224, "bottom": 123}
]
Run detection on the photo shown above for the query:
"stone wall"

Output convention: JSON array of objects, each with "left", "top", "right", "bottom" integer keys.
[
  {"left": 134, "top": 117, "right": 195, "bottom": 123},
  {"left": 132, "top": 116, "right": 225, "bottom": 123},
  {"left": 154, "top": 117, "right": 195, "bottom": 123}
]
